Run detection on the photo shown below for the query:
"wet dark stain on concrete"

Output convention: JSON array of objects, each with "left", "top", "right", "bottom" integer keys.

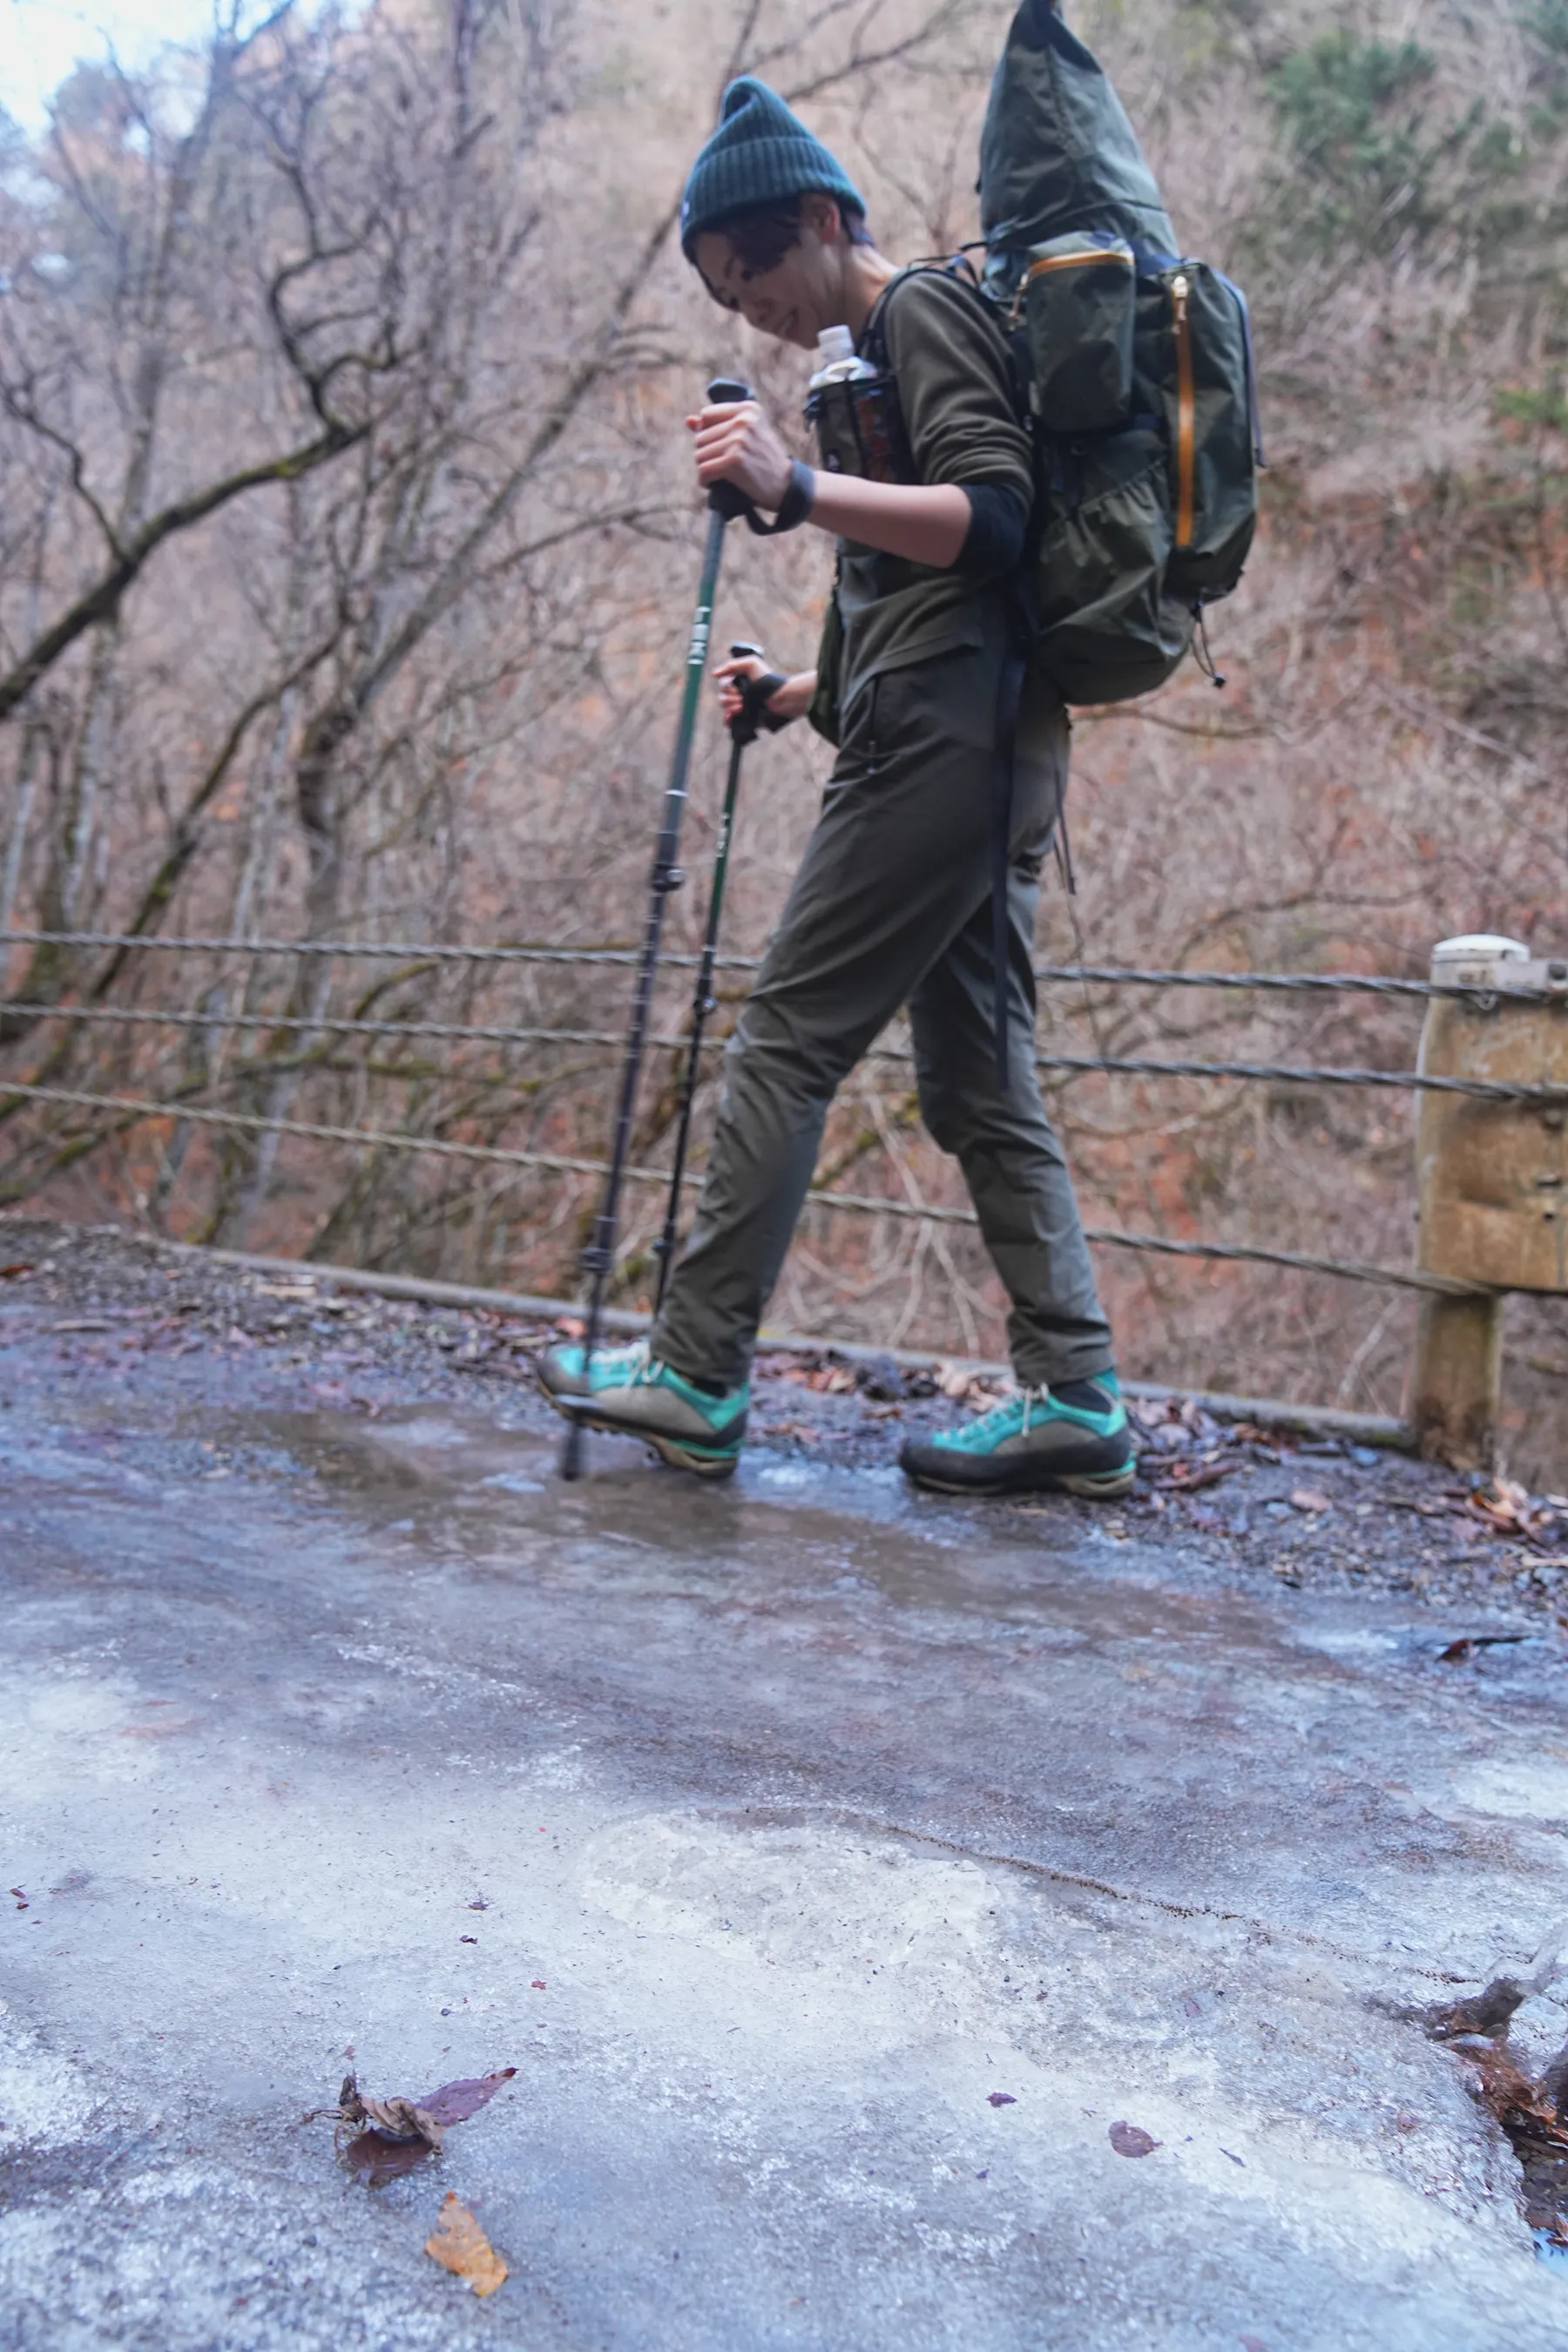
[{"left": 5, "top": 1220, "right": 1568, "bottom": 2346}]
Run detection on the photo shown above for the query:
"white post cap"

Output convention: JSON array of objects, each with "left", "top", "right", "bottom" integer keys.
[{"left": 1431, "top": 934, "right": 1530, "bottom": 962}]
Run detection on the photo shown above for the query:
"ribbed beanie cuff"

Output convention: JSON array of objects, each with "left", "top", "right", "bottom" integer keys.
[{"left": 680, "top": 77, "right": 864, "bottom": 258}]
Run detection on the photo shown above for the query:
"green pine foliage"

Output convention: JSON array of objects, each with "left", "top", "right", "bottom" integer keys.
[{"left": 1265, "top": 31, "right": 1487, "bottom": 258}]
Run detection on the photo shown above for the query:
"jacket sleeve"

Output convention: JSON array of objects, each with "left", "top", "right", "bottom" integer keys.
[{"left": 882, "top": 273, "right": 1034, "bottom": 507}]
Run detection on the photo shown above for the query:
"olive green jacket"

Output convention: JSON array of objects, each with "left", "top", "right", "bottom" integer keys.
[{"left": 810, "top": 269, "right": 1031, "bottom": 743}]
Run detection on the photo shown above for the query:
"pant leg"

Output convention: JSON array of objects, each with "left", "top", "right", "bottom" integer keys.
[
  {"left": 909, "top": 672, "right": 1115, "bottom": 1389},
  {"left": 653, "top": 636, "right": 1017, "bottom": 1389}
]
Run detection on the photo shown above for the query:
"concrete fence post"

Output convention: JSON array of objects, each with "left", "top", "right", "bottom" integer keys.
[{"left": 1412, "top": 934, "right": 1568, "bottom": 1466}]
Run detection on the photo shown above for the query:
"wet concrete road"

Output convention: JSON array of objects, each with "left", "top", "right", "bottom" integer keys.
[{"left": 3, "top": 1321, "right": 1568, "bottom": 2347}]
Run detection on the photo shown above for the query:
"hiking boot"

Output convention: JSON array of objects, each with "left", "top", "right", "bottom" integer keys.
[
  {"left": 899, "top": 1373, "right": 1134, "bottom": 1499},
  {"left": 538, "top": 1336, "right": 747, "bottom": 1478}
]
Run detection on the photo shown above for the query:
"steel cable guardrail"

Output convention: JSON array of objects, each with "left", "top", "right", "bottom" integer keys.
[
  {"left": 3, "top": 994, "right": 1566, "bottom": 1103},
  {"left": 1, "top": 927, "right": 1542, "bottom": 1304},
  {"left": 0, "top": 1077, "right": 1490, "bottom": 1299},
  {"left": 5, "top": 929, "right": 1568, "bottom": 1002}
]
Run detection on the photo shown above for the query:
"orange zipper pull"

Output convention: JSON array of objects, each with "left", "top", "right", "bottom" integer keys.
[{"left": 1172, "top": 273, "right": 1195, "bottom": 549}]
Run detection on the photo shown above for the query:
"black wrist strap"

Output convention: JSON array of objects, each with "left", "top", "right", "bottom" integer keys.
[{"left": 745, "top": 459, "right": 814, "bottom": 537}]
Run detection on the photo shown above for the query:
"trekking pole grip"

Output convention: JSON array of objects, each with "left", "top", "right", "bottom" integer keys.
[
  {"left": 727, "top": 638, "right": 794, "bottom": 745},
  {"left": 705, "top": 375, "right": 755, "bottom": 521}
]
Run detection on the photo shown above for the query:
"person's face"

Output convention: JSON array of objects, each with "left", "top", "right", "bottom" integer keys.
[{"left": 693, "top": 196, "right": 846, "bottom": 350}]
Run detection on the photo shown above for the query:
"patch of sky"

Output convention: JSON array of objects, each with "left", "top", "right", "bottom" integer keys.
[
  {"left": 1, "top": 0, "right": 218, "bottom": 132},
  {"left": 0, "top": 1, "right": 343, "bottom": 138}
]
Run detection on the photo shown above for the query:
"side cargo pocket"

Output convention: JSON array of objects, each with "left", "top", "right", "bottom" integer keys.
[
  {"left": 1019, "top": 233, "right": 1136, "bottom": 434},
  {"left": 1161, "top": 261, "right": 1258, "bottom": 604},
  {"left": 808, "top": 583, "right": 845, "bottom": 746}
]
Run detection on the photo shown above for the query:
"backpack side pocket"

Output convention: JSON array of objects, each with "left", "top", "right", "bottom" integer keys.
[
  {"left": 1159, "top": 261, "right": 1258, "bottom": 604},
  {"left": 1032, "top": 431, "right": 1192, "bottom": 706}
]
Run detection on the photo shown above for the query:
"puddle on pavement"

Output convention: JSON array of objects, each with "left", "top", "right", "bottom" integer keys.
[
  {"left": 19, "top": 1385, "right": 1537, "bottom": 1700},
  {"left": 99, "top": 1398, "right": 1493, "bottom": 1753},
  {"left": 214, "top": 1400, "right": 1324, "bottom": 1647}
]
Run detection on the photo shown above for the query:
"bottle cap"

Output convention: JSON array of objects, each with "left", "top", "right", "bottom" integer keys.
[{"left": 816, "top": 324, "right": 855, "bottom": 366}]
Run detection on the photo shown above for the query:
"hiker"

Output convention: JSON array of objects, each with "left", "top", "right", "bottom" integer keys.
[{"left": 542, "top": 76, "right": 1132, "bottom": 1500}]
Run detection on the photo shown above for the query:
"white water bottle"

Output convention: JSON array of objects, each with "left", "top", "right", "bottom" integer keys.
[
  {"left": 807, "top": 322, "right": 897, "bottom": 477},
  {"left": 808, "top": 322, "right": 875, "bottom": 392}
]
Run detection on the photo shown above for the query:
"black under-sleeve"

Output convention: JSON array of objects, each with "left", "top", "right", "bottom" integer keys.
[{"left": 955, "top": 483, "right": 1028, "bottom": 580}]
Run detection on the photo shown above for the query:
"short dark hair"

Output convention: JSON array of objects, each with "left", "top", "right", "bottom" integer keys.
[{"left": 696, "top": 191, "right": 872, "bottom": 304}]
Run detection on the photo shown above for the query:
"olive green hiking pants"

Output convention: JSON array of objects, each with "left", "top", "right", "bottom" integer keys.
[{"left": 651, "top": 635, "right": 1115, "bottom": 1393}]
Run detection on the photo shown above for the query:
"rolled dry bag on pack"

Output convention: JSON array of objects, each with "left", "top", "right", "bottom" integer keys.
[{"left": 979, "top": 3, "right": 1176, "bottom": 297}]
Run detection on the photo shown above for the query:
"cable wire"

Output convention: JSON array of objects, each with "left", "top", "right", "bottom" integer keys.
[
  {"left": 0, "top": 1078, "right": 1490, "bottom": 1298},
  {"left": 4, "top": 998, "right": 1563, "bottom": 1101},
  {"left": 5, "top": 930, "right": 1566, "bottom": 1002}
]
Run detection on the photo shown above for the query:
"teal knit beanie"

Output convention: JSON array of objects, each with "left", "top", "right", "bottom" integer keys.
[{"left": 679, "top": 77, "right": 865, "bottom": 259}]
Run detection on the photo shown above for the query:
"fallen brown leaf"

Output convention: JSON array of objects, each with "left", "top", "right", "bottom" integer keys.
[
  {"left": 1288, "top": 1488, "right": 1332, "bottom": 1514},
  {"left": 1159, "top": 1460, "right": 1237, "bottom": 1493},
  {"left": 421, "top": 2068, "right": 516, "bottom": 2126},
  {"left": 355, "top": 2092, "right": 444, "bottom": 2146},
  {"left": 0, "top": 1261, "right": 33, "bottom": 1279},
  {"left": 306, "top": 2065, "right": 514, "bottom": 2156},
  {"left": 425, "top": 2192, "right": 507, "bottom": 2296},
  {"left": 343, "top": 2128, "right": 435, "bottom": 2186},
  {"left": 1438, "top": 1634, "right": 1527, "bottom": 1664},
  {"left": 987, "top": 2091, "right": 1017, "bottom": 2107},
  {"left": 1108, "top": 2119, "right": 1160, "bottom": 2157}
]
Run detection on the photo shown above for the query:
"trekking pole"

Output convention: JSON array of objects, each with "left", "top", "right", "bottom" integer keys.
[
  {"left": 652, "top": 641, "right": 769, "bottom": 1315},
  {"left": 561, "top": 378, "right": 754, "bottom": 1481}
]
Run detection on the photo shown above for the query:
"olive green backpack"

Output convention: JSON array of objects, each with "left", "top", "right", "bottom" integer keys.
[
  {"left": 824, "top": 2, "right": 1262, "bottom": 1080},
  {"left": 979, "top": 0, "right": 1261, "bottom": 706}
]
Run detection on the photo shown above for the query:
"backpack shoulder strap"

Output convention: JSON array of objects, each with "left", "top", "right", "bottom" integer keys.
[
  {"left": 860, "top": 256, "right": 977, "bottom": 373},
  {"left": 865, "top": 256, "right": 1031, "bottom": 436}
]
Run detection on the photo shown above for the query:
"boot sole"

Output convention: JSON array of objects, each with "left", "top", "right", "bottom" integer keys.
[
  {"left": 903, "top": 1458, "right": 1136, "bottom": 1502},
  {"left": 543, "top": 1385, "right": 741, "bottom": 1479}
]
